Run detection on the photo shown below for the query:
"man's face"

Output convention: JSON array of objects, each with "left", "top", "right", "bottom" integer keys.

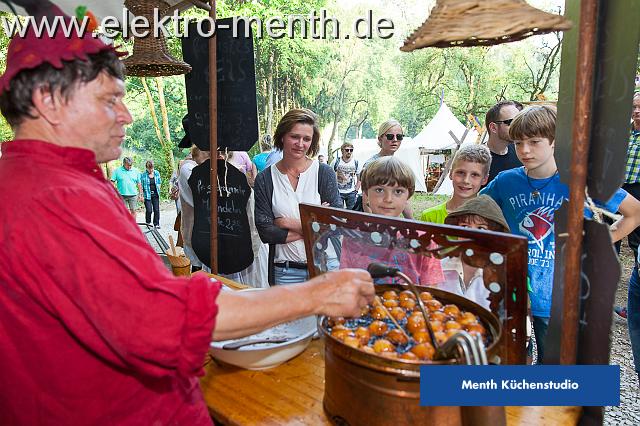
[
  {"left": 124, "top": 162, "right": 132, "bottom": 170},
  {"left": 495, "top": 105, "right": 520, "bottom": 141},
  {"left": 341, "top": 145, "right": 353, "bottom": 160},
  {"left": 632, "top": 96, "right": 640, "bottom": 128},
  {"left": 56, "top": 72, "right": 132, "bottom": 163}
]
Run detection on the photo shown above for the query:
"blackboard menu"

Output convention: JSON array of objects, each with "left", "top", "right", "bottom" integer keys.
[
  {"left": 188, "top": 159, "right": 254, "bottom": 274},
  {"left": 181, "top": 17, "right": 259, "bottom": 151}
]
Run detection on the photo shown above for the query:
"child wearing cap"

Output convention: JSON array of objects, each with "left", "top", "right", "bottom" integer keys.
[
  {"left": 440, "top": 195, "right": 510, "bottom": 309},
  {"left": 421, "top": 144, "right": 492, "bottom": 224},
  {"left": 340, "top": 156, "right": 444, "bottom": 286}
]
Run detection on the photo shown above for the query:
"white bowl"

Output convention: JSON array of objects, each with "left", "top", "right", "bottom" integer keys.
[{"left": 210, "top": 315, "right": 317, "bottom": 370}]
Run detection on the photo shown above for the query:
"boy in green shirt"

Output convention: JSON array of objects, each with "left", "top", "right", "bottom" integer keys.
[{"left": 420, "top": 144, "right": 491, "bottom": 224}]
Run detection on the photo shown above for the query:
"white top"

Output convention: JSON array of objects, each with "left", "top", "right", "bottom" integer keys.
[
  {"left": 333, "top": 157, "right": 361, "bottom": 194},
  {"left": 177, "top": 159, "right": 202, "bottom": 267},
  {"left": 439, "top": 257, "right": 490, "bottom": 310},
  {"left": 271, "top": 160, "right": 321, "bottom": 263}
]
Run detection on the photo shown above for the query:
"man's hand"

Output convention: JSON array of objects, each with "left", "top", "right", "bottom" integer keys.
[
  {"left": 307, "top": 269, "right": 375, "bottom": 318},
  {"left": 213, "top": 269, "right": 374, "bottom": 341}
]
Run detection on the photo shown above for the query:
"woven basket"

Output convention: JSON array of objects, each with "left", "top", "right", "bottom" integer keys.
[
  {"left": 122, "top": 0, "right": 192, "bottom": 77},
  {"left": 401, "top": 0, "right": 572, "bottom": 51}
]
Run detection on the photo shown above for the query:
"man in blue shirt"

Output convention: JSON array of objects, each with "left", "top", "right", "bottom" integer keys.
[{"left": 111, "top": 156, "right": 142, "bottom": 218}]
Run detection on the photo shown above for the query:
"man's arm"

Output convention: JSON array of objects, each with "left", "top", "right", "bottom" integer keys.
[
  {"left": 610, "top": 192, "right": 640, "bottom": 242},
  {"left": 212, "top": 269, "right": 374, "bottom": 340}
]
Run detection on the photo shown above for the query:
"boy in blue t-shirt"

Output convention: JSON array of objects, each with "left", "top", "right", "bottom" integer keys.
[{"left": 481, "top": 105, "right": 640, "bottom": 363}]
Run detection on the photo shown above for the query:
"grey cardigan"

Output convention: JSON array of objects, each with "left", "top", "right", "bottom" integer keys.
[{"left": 254, "top": 162, "right": 341, "bottom": 245}]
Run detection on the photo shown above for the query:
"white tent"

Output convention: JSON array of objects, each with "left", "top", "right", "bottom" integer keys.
[
  {"left": 411, "top": 103, "right": 481, "bottom": 196},
  {"left": 349, "top": 138, "right": 428, "bottom": 193},
  {"left": 413, "top": 102, "right": 479, "bottom": 151}
]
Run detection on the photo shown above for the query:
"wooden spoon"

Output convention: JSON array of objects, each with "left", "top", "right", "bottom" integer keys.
[{"left": 168, "top": 235, "right": 177, "bottom": 256}]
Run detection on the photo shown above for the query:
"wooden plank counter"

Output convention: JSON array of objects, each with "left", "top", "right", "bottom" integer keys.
[{"left": 200, "top": 340, "right": 581, "bottom": 425}]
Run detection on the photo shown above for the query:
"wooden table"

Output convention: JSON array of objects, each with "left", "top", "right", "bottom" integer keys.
[{"left": 200, "top": 340, "right": 582, "bottom": 426}]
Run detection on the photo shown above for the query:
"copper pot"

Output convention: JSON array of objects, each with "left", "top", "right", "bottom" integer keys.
[{"left": 320, "top": 284, "right": 505, "bottom": 426}]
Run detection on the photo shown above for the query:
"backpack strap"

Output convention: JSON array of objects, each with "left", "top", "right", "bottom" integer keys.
[{"left": 333, "top": 157, "right": 341, "bottom": 172}]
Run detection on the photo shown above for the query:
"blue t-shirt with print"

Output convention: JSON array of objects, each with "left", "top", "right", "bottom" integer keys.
[{"left": 481, "top": 166, "right": 626, "bottom": 318}]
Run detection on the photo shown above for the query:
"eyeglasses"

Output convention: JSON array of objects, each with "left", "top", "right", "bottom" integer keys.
[
  {"left": 343, "top": 148, "right": 353, "bottom": 152},
  {"left": 494, "top": 119, "right": 514, "bottom": 126},
  {"left": 384, "top": 133, "right": 404, "bottom": 141}
]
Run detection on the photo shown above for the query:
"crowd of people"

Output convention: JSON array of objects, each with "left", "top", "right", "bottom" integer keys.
[
  {"left": 168, "top": 96, "right": 640, "bottom": 371},
  {"left": 162, "top": 97, "right": 640, "bottom": 370}
]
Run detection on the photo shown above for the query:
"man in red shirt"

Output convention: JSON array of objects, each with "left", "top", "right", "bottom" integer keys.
[{"left": 0, "top": 4, "right": 374, "bottom": 425}]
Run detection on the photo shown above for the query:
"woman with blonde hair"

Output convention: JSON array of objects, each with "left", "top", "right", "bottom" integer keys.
[
  {"left": 361, "top": 119, "right": 404, "bottom": 170},
  {"left": 254, "top": 108, "right": 341, "bottom": 285}
]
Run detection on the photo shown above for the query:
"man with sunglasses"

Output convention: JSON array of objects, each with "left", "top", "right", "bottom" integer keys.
[
  {"left": 484, "top": 100, "right": 524, "bottom": 185},
  {"left": 332, "top": 142, "right": 361, "bottom": 209}
]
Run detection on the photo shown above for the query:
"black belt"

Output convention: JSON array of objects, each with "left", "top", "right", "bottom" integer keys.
[{"left": 274, "top": 261, "right": 308, "bottom": 270}]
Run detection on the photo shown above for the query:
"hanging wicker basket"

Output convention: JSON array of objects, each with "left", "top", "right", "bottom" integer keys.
[
  {"left": 401, "top": 0, "right": 572, "bottom": 51},
  {"left": 122, "top": 0, "right": 192, "bottom": 77}
]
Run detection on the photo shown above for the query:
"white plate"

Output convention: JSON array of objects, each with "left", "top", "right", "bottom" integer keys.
[{"left": 210, "top": 316, "right": 317, "bottom": 370}]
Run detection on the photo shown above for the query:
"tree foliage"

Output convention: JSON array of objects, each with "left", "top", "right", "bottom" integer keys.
[{"left": 0, "top": 1, "right": 580, "bottom": 168}]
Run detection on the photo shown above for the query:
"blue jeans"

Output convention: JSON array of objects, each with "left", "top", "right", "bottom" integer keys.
[
  {"left": 532, "top": 316, "right": 550, "bottom": 364},
  {"left": 628, "top": 264, "right": 640, "bottom": 377},
  {"left": 274, "top": 265, "right": 309, "bottom": 285},
  {"left": 340, "top": 191, "right": 357, "bottom": 210}
]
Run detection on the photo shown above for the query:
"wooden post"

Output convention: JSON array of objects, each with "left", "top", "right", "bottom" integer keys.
[
  {"left": 560, "top": 0, "right": 598, "bottom": 364},
  {"left": 209, "top": 0, "right": 218, "bottom": 273}
]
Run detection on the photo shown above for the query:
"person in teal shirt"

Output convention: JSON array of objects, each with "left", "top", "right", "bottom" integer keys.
[{"left": 111, "top": 156, "right": 142, "bottom": 218}]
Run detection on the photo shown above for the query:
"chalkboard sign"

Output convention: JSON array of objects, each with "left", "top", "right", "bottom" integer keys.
[
  {"left": 181, "top": 18, "right": 259, "bottom": 152},
  {"left": 188, "top": 159, "right": 254, "bottom": 273}
]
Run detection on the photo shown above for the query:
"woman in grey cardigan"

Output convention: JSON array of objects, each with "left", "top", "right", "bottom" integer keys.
[{"left": 254, "top": 109, "right": 341, "bottom": 285}]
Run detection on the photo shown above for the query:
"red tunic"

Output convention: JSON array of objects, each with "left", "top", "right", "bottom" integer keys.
[{"left": 0, "top": 140, "right": 221, "bottom": 425}]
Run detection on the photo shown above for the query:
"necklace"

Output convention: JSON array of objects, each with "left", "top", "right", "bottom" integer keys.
[
  {"left": 527, "top": 169, "right": 558, "bottom": 198},
  {"left": 281, "top": 160, "right": 309, "bottom": 180}
]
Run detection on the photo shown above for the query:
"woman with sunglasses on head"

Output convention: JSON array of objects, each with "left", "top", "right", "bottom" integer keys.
[
  {"left": 359, "top": 119, "right": 413, "bottom": 218},
  {"left": 254, "top": 108, "right": 342, "bottom": 285}
]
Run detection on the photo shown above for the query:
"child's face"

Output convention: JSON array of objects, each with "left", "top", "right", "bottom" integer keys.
[
  {"left": 449, "top": 160, "right": 488, "bottom": 200},
  {"left": 514, "top": 136, "right": 555, "bottom": 172},
  {"left": 366, "top": 183, "right": 410, "bottom": 217},
  {"left": 458, "top": 216, "right": 490, "bottom": 231}
]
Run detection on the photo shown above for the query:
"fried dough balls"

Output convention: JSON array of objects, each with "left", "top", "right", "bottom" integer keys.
[
  {"left": 327, "top": 288, "right": 490, "bottom": 362},
  {"left": 369, "top": 320, "right": 388, "bottom": 336},
  {"left": 387, "top": 328, "right": 409, "bottom": 345},
  {"left": 410, "top": 342, "right": 435, "bottom": 360}
]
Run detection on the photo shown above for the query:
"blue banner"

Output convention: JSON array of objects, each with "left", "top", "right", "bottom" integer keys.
[{"left": 420, "top": 365, "right": 619, "bottom": 406}]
